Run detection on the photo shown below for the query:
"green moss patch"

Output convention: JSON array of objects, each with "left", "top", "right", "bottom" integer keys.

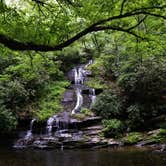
[{"left": 122, "top": 132, "right": 144, "bottom": 145}]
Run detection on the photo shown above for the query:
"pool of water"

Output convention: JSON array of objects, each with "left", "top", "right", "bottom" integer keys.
[{"left": 0, "top": 145, "right": 166, "bottom": 166}]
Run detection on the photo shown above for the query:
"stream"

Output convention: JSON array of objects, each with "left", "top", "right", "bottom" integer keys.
[{"left": 0, "top": 143, "right": 166, "bottom": 166}]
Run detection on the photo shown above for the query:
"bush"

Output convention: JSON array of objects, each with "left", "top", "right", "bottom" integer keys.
[
  {"left": 0, "top": 107, "right": 17, "bottom": 133},
  {"left": 118, "top": 59, "right": 166, "bottom": 103},
  {"left": 93, "top": 58, "right": 166, "bottom": 132},
  {"left": 92, "top": 89, "right": 126, "bottom": 119},
  {"left": 102, "top": 119, "right": 125, "bottom": 138},
  {"left": 36, "top": 81, "right": 69, "bottom": 121},
  {"left": 126, "top": 104, "right": 145, "bottom": 129}
]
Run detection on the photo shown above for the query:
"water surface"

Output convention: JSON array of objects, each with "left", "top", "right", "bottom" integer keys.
[{"left": 0, "top": 145, "right": 166, "bottom": 166}]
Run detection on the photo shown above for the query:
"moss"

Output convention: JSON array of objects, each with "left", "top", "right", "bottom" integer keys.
[
  {"left": 122, "top": 132, "right": 144, "bottom": 145},
  {"left": 80, "top": 108, "right": 94, "bottom": 116},
  {"left": 71, "top": 113, "right": 86, "bottom": 121},
  {"left": 148, "top": 129, "right": 166, "bottom": 143}
]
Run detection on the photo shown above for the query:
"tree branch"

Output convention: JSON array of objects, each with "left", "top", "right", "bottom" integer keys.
[
  {"left": 120, "top": 0, "right": 128, "bottom": 15},
  {"left": 92, "top": 26, "right": 144, "bottom": 39},
  {"left": 127, "top": 15, "right": 147, "bottom": 31},
  {"left": 0, "top": 8, "right": 165, "bottom": 51}
]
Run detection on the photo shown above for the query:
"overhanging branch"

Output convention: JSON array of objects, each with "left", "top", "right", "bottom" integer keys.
[{"left": 0, "top": 8, "right": 165, "bottom": 51}]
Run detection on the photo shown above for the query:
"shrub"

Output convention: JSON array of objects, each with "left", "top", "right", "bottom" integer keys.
[
  {"left": 126, "top": 104, "right": 145, "bottom": 129},
  {"left": 92, "top": 89, "right": 126, "bottom": 119},
  {"left": 0, "top": 107, "right": 17, "bottom": 133},
  {"left": 102, "top": 119, "right": 125, "bottom": 138},
  {"left": 118, "top": 59, "right": 166, "bottom": 103}
]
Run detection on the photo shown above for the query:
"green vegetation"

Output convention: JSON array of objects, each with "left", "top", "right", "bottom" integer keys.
[
  {"left": 36, "top": 81, "right": 69, "bottom": 121},
  {"left": 147, "top": 129, "right": 166, "bottom": 143},
  {"left": 122, "top": 132, "right": 144, "bottom": 145},
  {"left": 102, "top": 119, "right": 124, "bottom": 138},
  {"left": 0, "top": 0, "right": 165, "bottom": 137},
  {"left": 71, "top": 108, "right": 93, "bottom": 120}
]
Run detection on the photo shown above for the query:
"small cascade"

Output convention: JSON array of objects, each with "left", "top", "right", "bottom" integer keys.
[
  {"left": 89, "top": 88, "right": 96, "bottom": 107},
  {"left": 85, "top": 59, "right": 93, "bottom": 68},
  {"left": 46, "top": 116, "right": 56, "bottom": 136},
  {"left": 25, "top": 119, "right": 36, "bottom": 139},
  {"left": 74, "top": 67, "right": 84, "bottom": 84},
  {"left": 71, "top": 88, "right": 83, "bottom": 114}
]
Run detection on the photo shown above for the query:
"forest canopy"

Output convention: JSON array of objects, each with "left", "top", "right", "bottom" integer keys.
[{"left": 0, "top": 0, "right": 165, "bottom": 51}]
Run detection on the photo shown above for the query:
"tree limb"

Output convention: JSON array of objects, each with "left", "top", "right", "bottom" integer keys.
[
  {"left": 120, "top": 0, "right": 128, "bottom": 15},
  {"left": 127, "top": 15, "right": 147, "bottom": 31},
  {"left": 0, "top": 8, "right": 165, "bottom": 51},
  {"left": 92, "top": 26, "right": 144, "bottom": 39}
]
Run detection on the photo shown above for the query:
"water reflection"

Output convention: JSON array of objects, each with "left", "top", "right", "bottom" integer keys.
[{"left": 0, "top": 148, "right": 166, "bottom": 166}]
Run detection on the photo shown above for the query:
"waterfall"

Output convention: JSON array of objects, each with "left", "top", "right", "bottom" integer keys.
[
  {"left": 71, "top": 88, "right": 83, "bottom": 114},
  {"left": 46, "top": 116, "right": 55, "bottom": 136},
  {"left": 14, "top": 59, "right": 100, "bottom": 148},
  {"left": 89, "top": 88, "right": 96, "bottom": 108},
  {"left": 90, "top": 88, "right": 96, "bottom": 104},
  {"left": 74, "top": 67, "right": 84, "bottom": 84},
  {"left": 25, "top": 119, "right": 36, "bottom": 139},
  {"left": 85, "top": 59, "right": 93, "bottom": 68}
]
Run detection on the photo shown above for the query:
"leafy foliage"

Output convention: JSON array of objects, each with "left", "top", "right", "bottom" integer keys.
[
  {"left": 102, "top": 119, "right": 124, "bottom": 138},
  {"left": 122, "top": 132, "right": 144, "bottom": 145},
  {"left": 93, "top": 89, "right": 126, "bottom": 119},
  {"left": 0, "top": 106, "right": 17, "bottom": 133}
]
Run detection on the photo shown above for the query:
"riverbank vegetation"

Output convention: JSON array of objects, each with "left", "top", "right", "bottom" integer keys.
[{"left": 0, "top": 0, "right": 165, "bottom": 138}]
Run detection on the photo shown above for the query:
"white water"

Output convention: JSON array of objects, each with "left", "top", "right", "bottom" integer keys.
[
  {"left": 25, "top": 119, "right": 36, "bottom": 139},
  {"left": 71, "top": 88, "right": 83, "bottom": 114},
  {"left": 85, "top": 59, "right": 93, "bottom": 68},
  {"left": 72, "top": 60, "right": 96, "bottom": 114},
  {"left": 74, "top": 67, "right": 84, "bottom": 84},
  {"left": 89, "top": 88, "right": 96, "bottom": 108},
  {"left": 46, "top": 116, "right": 57, "bottom": 136}
]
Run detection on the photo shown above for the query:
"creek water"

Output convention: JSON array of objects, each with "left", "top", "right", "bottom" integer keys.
[{"left": 0, "top": 143, "right": 166, "bottom": 166}]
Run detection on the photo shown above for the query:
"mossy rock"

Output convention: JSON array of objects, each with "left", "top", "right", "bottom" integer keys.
[
  {"left": 147, "top": 129, "right": 166, "bottom": 143},
  {"left": 122, "top": 132, "right": 144, "bottom": 145},
  {"left": 80, "top": 108, "right": 94, "bottom": 117},
  {"left": 71, "top": 113, "right": 86, "bottom": 121}
]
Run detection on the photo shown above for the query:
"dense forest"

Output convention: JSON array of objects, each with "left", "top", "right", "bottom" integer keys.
[{"left": 0, "top": 0, "right": 165, "bottom": 145}]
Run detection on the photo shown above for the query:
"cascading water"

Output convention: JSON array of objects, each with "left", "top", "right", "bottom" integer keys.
[
  {"left": 15, "top": 59, "right": 98, "bottom": 148},
  {"left": 71, "top": 65, "right": 85, "bottom": 115},
  {"left": 71, "top": 88, "right": 83, "bottom": 114},
  {"left": 74, "top": 67, "right": 84, "bottom": 84},
  {"left": 85, "top": 59, "right": 93, "bottom": 68},
  {"left": 46, "top": 117, "right": 55, "bottom": 136},
  {"left": 25, "top": 119, "right": 36, "bottom": 139},
  {"left": 89, "top": 88, "right": 96, "bottom": 107}
]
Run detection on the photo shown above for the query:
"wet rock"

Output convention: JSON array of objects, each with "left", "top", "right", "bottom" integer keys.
[
  {"left": 136, "top": 139, "right": 156, "bottom": 147},
  {"left": 147, "top": 129, "right": 161, "bottom": 135},
  {"left": 62, "top": 90, "right": 75, "bottom": 102},
  {"left": 107, "top": 139, "right": 123, "bottom": 147}
]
